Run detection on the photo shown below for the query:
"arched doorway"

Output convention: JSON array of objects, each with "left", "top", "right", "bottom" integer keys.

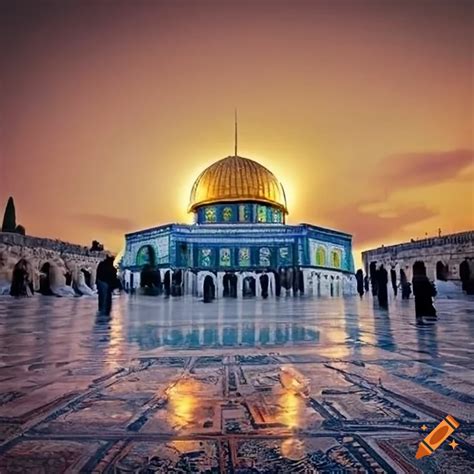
[
  {"left": 260, "top": 274, "right": 269, "bottom": 298},
  {"left": 136, "top": 245, "right": 156, "bottom": 267},
  {"left": 203, "top": 275, "right": 215, "bottom": 302},
  {"left": 243, "top": 276, "right": 256, "bottom": 298},
  {"left": 436, "top": 261, "right": 448, "bottom": 281},
  {"left": 39, "top": 262, "right": 53, "bottom": 295},
  {"left": 10, "top": 259, "right": 34, "bottom": 297},
  {"left": 223, "top": 273, "right": 237, "bottom": 298},
  {"left": 81, "top": 269, "right": 92, "bottom": 288}
]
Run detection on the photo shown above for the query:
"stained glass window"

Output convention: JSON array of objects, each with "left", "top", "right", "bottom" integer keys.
[
  {"left": 272, "top": 209, "right": 282, "bottom": 223},
  {"left": 239, "top": 248, "right": 250, "bottom": 266},
  {"left": 205, "top": 207, "right": 217, "bottom": 223},
  {"left": 331, "top": 250, "right": 342, "bottom": 268},
  {"left": 257, "top": 205, "right": 267, "bottom": 223},
  {"left": 259, "top": 247, "right": 271, "bottom": 266},
  {"left": 200, "top": 248, "right": 212, "bottom": 267},
  {"left": 316, "top": 246, "right": 326, "bottom": 266},
  {"left": 220, "top": 248, "right": 231, "bottom": 266},
  {"left": 223, "top": 207, "right": 232, "bottom": 222},
  {"left": 239, "top": 205, "right": 249, "bottom": 222}
]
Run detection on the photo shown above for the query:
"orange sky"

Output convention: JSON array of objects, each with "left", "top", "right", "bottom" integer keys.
[{"left": 1, "top": 0, "right": 473, "bottom": 267}]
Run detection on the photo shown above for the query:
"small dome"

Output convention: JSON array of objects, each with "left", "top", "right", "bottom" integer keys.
[{"left": 188, "top": 155, "right": 287, "bottom": 213}]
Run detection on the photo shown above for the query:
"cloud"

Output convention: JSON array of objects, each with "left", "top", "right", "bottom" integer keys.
[
  {"left": 323, "top": 203, "right": 436, "bottom": 246},
  {"left": 73, "top": 213, "right": 135, "bottom": 232},
  {"left": 381, "top": 149, "right": 473, "bottom": 188}
]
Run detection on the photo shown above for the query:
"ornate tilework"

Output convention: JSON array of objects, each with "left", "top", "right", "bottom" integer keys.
[
  {"left": 272, "top": 209, "right": 282, "bottom": 223},
  {"left": 222, "top": 207, "right": 232, "bottom": 222},
  {"left": 200, "top": 248, "right": 212, "bottom": 267},
  {"left": 279, "top": 246, "right": 291, "bottom": 265},
  {"left": 220, "top": 248, "right": 231, "bottom": 266},
  {"left": 205, "top": 207, "right": 217, "bottom": 223},
  {"left": 239, "top": 248, "right": 250, "bottom": 266},
  {"left": 257, "top": 205, "right": 267, "bottom": 223},
  {"left": 259, "top": 247, "right": 271, "bottom": 266},
  {"left": 239, "top": 205, "right": 249, "bottom": 222}
]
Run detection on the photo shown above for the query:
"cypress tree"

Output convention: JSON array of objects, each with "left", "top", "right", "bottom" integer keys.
[{"left": 1, "top": 196, "right": 16, "bottom": 232}]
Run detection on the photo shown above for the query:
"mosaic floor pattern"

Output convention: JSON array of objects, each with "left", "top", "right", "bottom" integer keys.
[{"left": 0, "top": 294, "right": 473, "bottom": 473}]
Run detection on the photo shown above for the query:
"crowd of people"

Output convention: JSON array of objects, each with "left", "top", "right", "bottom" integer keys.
[
  {"left": 6, "top": 253, "right": 472, "bottom": 322},
  {"left": 356, "top": 260, "right": 438, "bottom": 321}
]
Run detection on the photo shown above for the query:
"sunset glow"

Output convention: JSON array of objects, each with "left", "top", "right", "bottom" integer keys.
[{"left": 1, "top": 0, "right": 472, "bottom": 265}]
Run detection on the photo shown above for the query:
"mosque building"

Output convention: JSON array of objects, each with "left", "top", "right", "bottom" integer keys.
[{"left": 121, "top": 136, "right": 355, "bottom": 298}]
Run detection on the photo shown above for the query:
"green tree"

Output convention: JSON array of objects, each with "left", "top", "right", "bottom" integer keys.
[{"left": 1, "top": 196, "right": 16, "bottom": 232}]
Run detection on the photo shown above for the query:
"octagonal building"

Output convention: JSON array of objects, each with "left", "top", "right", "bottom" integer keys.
[{"left": 121, "top": 155, "right": 355, "bottom": 298}]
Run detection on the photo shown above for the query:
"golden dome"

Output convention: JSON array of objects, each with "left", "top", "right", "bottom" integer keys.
[{"left": 188, "top": 155, "right": 287, "bottom": 213}]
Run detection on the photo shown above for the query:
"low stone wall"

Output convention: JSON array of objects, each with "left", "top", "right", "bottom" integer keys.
[
  {"left": 361, "top": 230, "right": 474, "bottom": 282},
  {"left": 0, "top": 232, "right": 107, "bottom": 294}
]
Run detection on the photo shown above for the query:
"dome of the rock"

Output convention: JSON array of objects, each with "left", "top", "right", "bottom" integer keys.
[{"left": 188, "top": 155, "right": 288, "bottom": 213}]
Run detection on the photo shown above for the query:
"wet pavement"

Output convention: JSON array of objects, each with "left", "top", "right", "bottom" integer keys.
[{"left": 0, "top": 293, "right": 473, "bottom": 472}]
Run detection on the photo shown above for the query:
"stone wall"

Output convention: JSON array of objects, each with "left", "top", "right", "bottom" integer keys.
[
  {"left": 361, "top": 230, "right": 474, "bottom": 281},
  {"left": 0, "top": 232, "right": 107, "bottom": 294}
]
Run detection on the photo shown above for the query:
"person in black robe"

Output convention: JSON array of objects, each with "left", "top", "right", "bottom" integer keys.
[
  {"left": 355, "top": 269, "right": 364, "bottom": 298},
  {"left": 260, "top": 273, "right": 269, "bottom": 299},
  {"left": 460, "top": 258, "right": 470, "bottom": 292},
  {"left": 390, "top": 268, "right": 397, "bottom": 296},
  {"left": 364, "top": 275, "right": 369, "bottom": 293},
  {"left": 96, "top": 255, "right": 118, "bottom": 315},
  {"left": 412, "top": 261, "right": 436, "bottom": 319},
  {"left": 400, "top": 269, "right": 411, "bottom": 299},
  {"left": 376, "top": 265, "right": 388, "bottom": 309}
]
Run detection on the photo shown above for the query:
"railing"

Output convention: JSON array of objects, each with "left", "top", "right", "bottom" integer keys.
[{"left": 0, "top": 232, "right": 107, "bottom": 258}]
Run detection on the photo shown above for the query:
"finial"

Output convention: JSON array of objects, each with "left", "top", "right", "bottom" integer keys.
[{"left": 234, "top": 108, "right": 238, "bottom": 156}]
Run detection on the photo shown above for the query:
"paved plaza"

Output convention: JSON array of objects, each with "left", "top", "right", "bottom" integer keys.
[{"left": 0, "top": 293, "right": 473, "bottom": 472}]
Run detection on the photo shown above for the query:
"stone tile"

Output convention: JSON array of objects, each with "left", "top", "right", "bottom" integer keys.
[{"left": 0, "top": 293, "right": 472, "bottom": 472}]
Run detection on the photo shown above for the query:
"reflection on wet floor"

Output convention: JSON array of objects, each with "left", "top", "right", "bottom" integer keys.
[{"left": 0, "top": 293, "right": 473, "bottom": 472}]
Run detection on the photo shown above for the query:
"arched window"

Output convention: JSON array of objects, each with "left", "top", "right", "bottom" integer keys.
[
  {"left": 316, "top": 246, "right": 326, "bottom": 266},
  {"left": 136, "top": 245, "right": 156, "bottom": 267},
  {"left": 331, "top": 249, "right": 342, "bottom": 268},
  {"left": 257, "top": 205, "right": 267, "bottom": 223}
]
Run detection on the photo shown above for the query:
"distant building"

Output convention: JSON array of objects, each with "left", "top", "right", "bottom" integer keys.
[
  {"left": 361, "top": 230, "right": 474, "bottom": 283},
  {"left": 121, "top": 154, "right": 356, "bottom": 298}
]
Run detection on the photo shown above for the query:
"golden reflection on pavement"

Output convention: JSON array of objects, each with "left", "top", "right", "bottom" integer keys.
[{"left": 167, "top": 377, "right": 200, "bottom": 430}]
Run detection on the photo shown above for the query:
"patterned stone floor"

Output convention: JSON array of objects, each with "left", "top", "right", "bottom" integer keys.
[{"left": 0, "top": 293, "right": 473, "bottom": 473}]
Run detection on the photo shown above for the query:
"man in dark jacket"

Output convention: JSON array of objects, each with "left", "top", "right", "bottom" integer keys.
[{"left": 96, "top": 255, "right": 118, "bottom": 315}]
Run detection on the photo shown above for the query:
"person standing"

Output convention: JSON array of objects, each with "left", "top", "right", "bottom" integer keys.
[
  {"left": 390, "top": 268, "right": 397, "bottom": 296},
  {"left": 412, "top": 261, "right": 436, "bottom": 319},
  {"left": 364, "top": 275, "right": 369, "bottom": 293},
  {"left": 96, "top": 255, "right": 118, "bottom": 315},
  {"left": 400, "top": 269, "right": 411, "bottom": 299},
  {"left": 376, "top": 265, "right": 388, "bottom": 309},
  {"left": 460, "top": 257, "right": 470, "bottom": 292},
  {"left": 355, "top": 269, "right": 364, "bottom": 298}
]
